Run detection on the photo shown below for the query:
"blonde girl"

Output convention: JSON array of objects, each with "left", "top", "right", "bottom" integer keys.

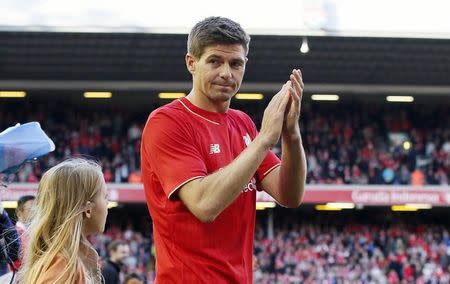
[{"left": 18, "top": 158, "right": 108, "bottom": 283}]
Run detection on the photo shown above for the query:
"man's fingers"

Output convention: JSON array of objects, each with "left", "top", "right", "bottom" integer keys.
[
  {"left": 268, "top": 82, "right": 289, "bottom": 110},
  {"left": 297, "top": 69, "right": 304, "bottom": 90},
  {"left": 268, "top": 81, "right": 288, "bottom": 106},
  {"left": 291, "top": 85, "right": 300, "bottom": 109},
  {"left": 290, "top": 69, "right": 304, "bottom": 97},
  {"left": 265, "top": 86, "right": 282, "bottom": 110},
  {"left": 285, "top": 91, "right": 298, "bottom": 120},
  {"left": 290, "top": 75, "right": 302, "bottom": 99},
  {"left": 278, "top": 81, "right": 292, "bottom": 112}
]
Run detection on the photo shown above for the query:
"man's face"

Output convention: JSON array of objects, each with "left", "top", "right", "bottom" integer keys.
[
  {"left": 18, "top": 199, "right": 35, "bottom": 222},
  {"left": 186, "top": 43, "right": 247, "bottom": 105},
  {"left": 125, "top": 279, "right": 144, "bottom": 284},
  {"left": 112, "top": 244, "right": 130, "bottom": 264}
]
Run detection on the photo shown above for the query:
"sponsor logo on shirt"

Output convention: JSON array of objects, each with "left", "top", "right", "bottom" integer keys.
[
  {"left": 209, "top": 144, "right": 221, "bottom": 154},
  {"left": 243, "top": 177, "right": 257, "bottom": 192},
  {"left": 243, "top": 133, "right": 251, "bottom": 146}
]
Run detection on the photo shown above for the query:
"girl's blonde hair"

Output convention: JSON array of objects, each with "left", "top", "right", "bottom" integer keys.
[{"left": 18, "top": 158, "right": 104, "bottom": 284}]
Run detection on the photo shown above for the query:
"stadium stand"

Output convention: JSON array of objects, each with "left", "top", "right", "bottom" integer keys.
[
  {"left": 1, "top": 99, "right": 448, "bottom": 186},
  {"left": 83, "top": 205, "right": 450, "bottom": 283}
]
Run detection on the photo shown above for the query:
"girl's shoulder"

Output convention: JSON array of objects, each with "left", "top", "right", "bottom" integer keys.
[{"left": 36, "top": 255, "right": 86, "bottom": 284}]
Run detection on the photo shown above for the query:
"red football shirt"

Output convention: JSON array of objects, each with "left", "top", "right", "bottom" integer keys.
[{"left": 141, "top": 97, "right": 280, "bottom": 283}]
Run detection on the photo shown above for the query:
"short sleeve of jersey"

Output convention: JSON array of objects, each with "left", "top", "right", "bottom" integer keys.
[
  {"left": 241, "top": 113, "right": 281, "bottom": 183},
  {"left": 257, "top": 150, "right": 281, "bottom": 183},
  {"left": 142, "top": 110, "right": 207, "bottom": 198}
]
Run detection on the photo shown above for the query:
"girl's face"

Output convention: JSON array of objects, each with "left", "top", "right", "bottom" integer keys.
[{"left": 83, "top": 179, "right": 109, "bottom": 235}]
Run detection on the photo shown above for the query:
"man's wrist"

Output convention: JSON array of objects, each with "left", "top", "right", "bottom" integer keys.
[
  {"left": 253, "top": 135, "right": 274, "bottom": 151},
  {"left": 282, "top": 129, "right": 301, "bottom": 144}
]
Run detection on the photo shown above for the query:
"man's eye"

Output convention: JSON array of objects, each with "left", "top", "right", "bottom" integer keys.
[{"left": 232, "top": 62, "right": 243, "bottom": 68}]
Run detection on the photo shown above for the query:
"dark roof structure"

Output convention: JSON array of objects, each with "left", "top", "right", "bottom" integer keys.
[{"left": 1, "top": 31, "right": 449, "bottom": 96}]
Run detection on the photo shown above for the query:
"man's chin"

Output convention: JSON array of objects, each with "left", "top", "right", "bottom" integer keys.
[{"left": 210, "top": 92, "right": 234, "bottom": 102}]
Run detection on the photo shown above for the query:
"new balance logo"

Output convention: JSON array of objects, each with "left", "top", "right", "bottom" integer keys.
[{"left": 209, "top": 144, "right": 221, "bottom": 154}]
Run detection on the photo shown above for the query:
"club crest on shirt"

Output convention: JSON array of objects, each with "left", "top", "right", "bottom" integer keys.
[{"left": 243, "top": 133, "right": 251, "bottom": 146}]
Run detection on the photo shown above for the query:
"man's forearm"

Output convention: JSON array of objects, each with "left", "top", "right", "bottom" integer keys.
[
  {"left": 179, "top": 82, "right": 292, "bottom": 222},
  {"left": 278, "top": 132, "right": 306, "bottom": 207},
  {"left": 180, "top": 135, "right": 271, "bottom": 222}
]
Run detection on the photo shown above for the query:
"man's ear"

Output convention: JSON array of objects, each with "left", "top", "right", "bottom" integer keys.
[
  {"left": 185, "top": 53, "right": 196, "bottom": 75},
  {"left": 84, "top": 201, "right": 92, "bottom": 219}
]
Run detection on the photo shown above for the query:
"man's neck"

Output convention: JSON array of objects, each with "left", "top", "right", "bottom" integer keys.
[
  {"left": 109, "top": 258, "right": 122, "bottom": 267},
  {"left": 186, "top": 91, "right": 230, "bottom": 113}
]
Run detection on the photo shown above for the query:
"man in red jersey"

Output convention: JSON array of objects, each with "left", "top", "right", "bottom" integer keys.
[{"left": 141, "top": 16, "right": 306, "bottom": 283}]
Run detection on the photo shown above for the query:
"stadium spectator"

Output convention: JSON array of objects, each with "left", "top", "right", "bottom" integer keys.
[
  {"left": 411, "top": 168, "right": 425, "bottom": 186},
  {"left": 101, "top": 240, "right": 130, "bottom": 284},
  {"left": 17, "top": 158, "right": 108, "bottom": 283},
  {"left": 14, "top": 195, "right": 36, "bottom": 269},
  {"left": 140, "top": 16, "right": 306, "bottom": 283},
  {"left": 123, "top": 272, "right": 144, "bottom": 284}
]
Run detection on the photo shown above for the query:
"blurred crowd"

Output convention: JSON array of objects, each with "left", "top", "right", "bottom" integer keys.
[
  {"left": 254, "top": 222, "right": 450, "bottom": 283},
  {"left": 298, "top": 104, "right": 449, "bottom": 185},
  {"left": 1, "top": 101, "right": 449, "bottom": 185},
  {"left": 83, "top": 215, "right": 450, "bottom": 284},
  {"left": 89, "top": 225, "right": 155, "bottom": 283},
  {"left": 1, "top": 102, "right": 144, "bottom": 184}
]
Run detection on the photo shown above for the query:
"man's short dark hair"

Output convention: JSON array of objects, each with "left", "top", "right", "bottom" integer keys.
[
  {"left": 123, "top": 272, "right": 144, "bottom": 284},
  {"left": 107, "top": 240, "right": 128, "bottom": 253},
  {"left": 16, "top": 195, "right": 35, "bottom": 212},
  {"left": 187, "top": 16, "right": 251, "bottom": 59}
]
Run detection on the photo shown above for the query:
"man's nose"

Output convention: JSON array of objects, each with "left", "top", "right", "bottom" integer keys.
[{"left": 219, "top": 64, "right": 232, "bottom": 79}]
